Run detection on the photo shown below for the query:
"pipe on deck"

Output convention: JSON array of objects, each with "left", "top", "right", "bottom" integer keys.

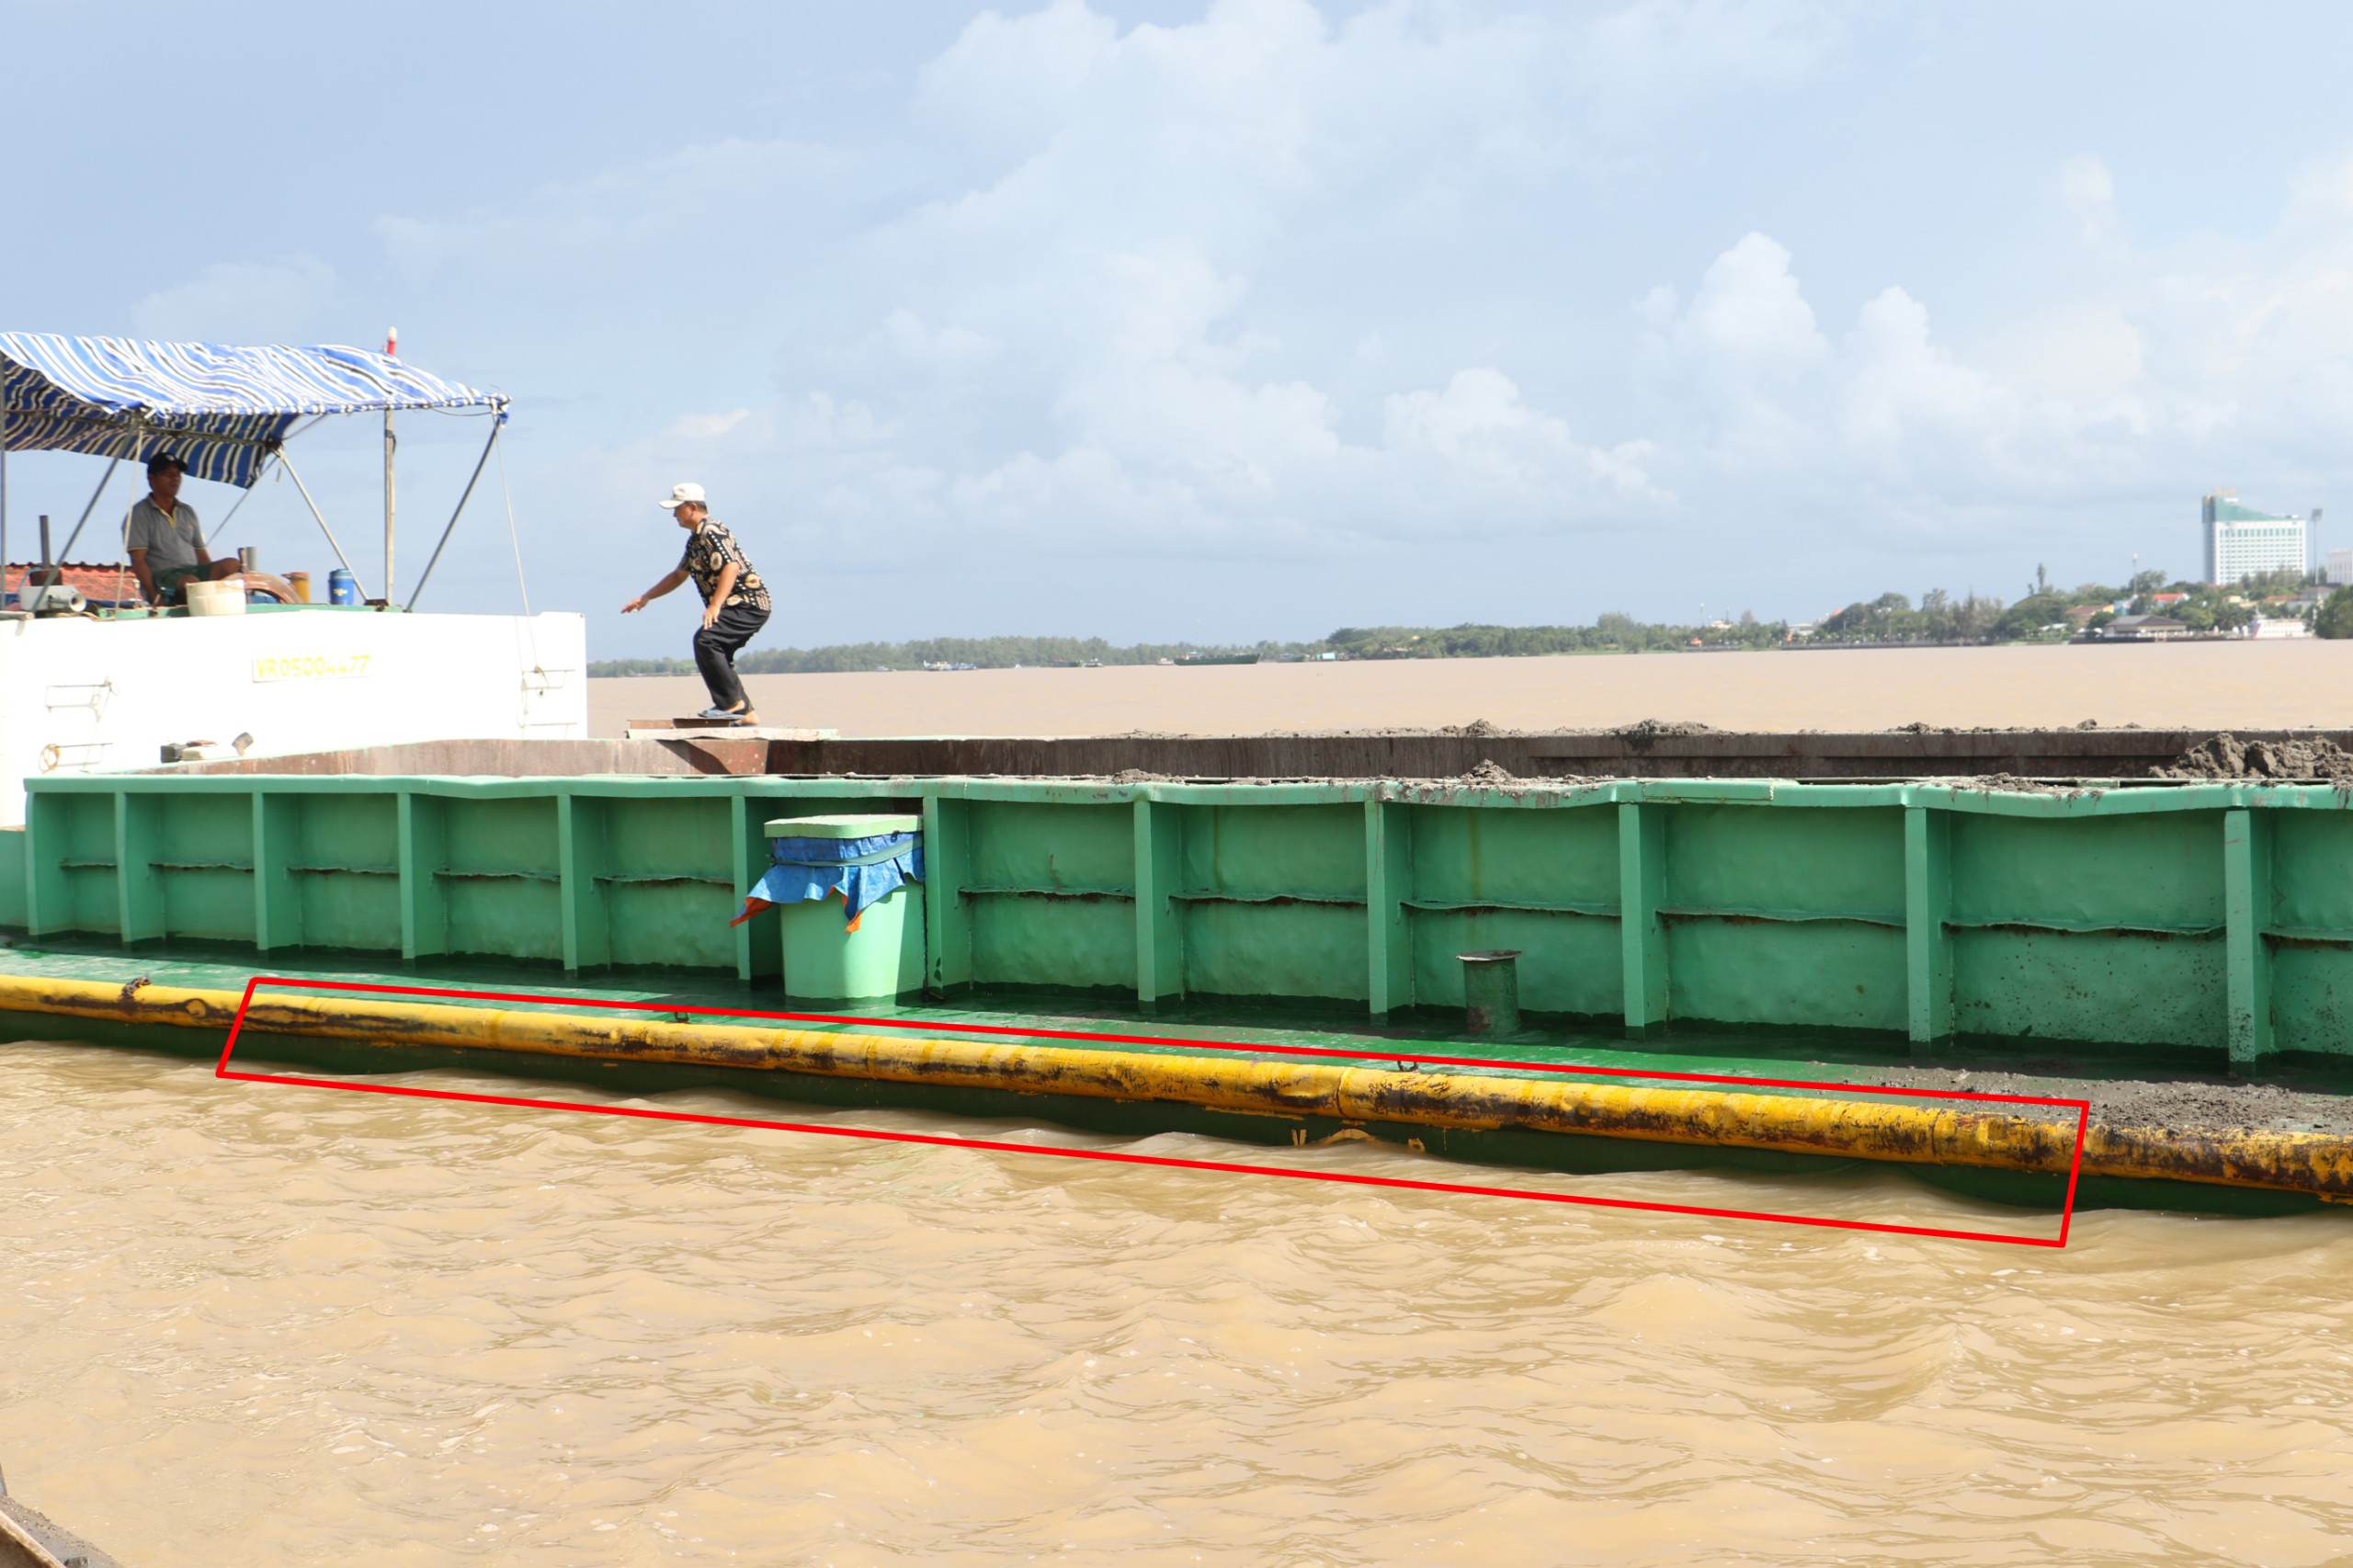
[{"left": 5, "top": 974, "right": 2350, "bottom": 1198}]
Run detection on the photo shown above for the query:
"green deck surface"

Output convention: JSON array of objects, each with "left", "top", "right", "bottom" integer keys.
[{"left": 0, "top": 933, "right": 2134, "bottom": 1089}]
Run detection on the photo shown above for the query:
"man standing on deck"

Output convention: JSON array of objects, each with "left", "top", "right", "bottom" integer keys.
[
  {"left": 621, "top": 483, "right": 772, "bottom": 722},
  {"left": 126, "top": 453, "right": 241, "bottom": 606}
]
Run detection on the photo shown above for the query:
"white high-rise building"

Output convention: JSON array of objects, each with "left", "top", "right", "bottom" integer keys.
[
  {"left": 2328, "top": 548, "right": 2353, "bottom": 586},
  {"left": 2204, "top": 494, "right": 2309, "bottom": 585}
]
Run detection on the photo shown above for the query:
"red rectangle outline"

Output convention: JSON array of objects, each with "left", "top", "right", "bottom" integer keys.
[{"left": 216, "top": 976, "right": 2090, "bottom": 1248}]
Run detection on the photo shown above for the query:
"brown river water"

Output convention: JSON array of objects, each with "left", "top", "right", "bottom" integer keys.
[
  {"left": 8, "top": 1040, "right": 2353, "bottom": 1566},
  {"left": 590, "top": 641, "right": 2353, "bottom": 738}
]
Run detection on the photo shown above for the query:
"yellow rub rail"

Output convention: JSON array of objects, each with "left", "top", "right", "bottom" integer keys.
[{"left": 6, "top": 973, "right": 2351, "bottom": 1198}]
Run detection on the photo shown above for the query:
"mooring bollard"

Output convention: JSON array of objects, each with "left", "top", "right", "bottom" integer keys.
[{"left": 1458, "top": 949, "right": 1522, "bottom": 1036}]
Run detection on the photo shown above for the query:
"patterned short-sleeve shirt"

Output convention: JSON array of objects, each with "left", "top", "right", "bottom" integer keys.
[{"left": 679, "top": 517, "right": 770, "bottom": 612}]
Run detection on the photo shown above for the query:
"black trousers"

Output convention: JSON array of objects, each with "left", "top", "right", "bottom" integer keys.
[{"left": 693, "top": 601, "right": 769, "bottom": 710}]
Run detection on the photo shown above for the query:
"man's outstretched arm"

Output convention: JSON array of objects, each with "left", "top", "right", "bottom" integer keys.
[{"left": 622, "top": 566, "right": 690, "bottom": 613}]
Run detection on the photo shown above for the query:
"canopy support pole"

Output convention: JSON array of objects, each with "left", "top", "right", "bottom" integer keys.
[
  {"left": 48, "top": 418, "right": 142, "bottom": 587},
  {"left": 403, "top": 417, "right": 501, "bottom": 612},
  {"left": 1, "top": 393, "right": 11, "bottom": 605},
  {"left": 273, "top": 448, "right": 367, "bottom": 595},
  {"left": 383, "top": 326, "right": 398, "bottom": 608},
  {"left": 208, "top": 452, "right": 275, "bottom": 537},
  {"left": 383, "top": 409, "right": 396, "bottom": 607}
]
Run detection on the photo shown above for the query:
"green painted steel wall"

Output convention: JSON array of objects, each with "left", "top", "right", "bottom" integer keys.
[
  {"left": 1944, "top": 811, "right": 2226, "bottom": 1051},
  {"left": 2270, "top": 812, "right": 2353, "bottom": 1057},
  {"left": 596, "top": 796, "right": 740, "bottom": 971},
  {"left": 963, "top": 801, "right": 1134, "bottom": 993},
  {"left": 11, "top": 772, "right": 2353, "bottom": 1068},
  {"left": 1661, "top": 804, "right": 1907, "bottom": 1033},
  {"left": 1178, "top": 803, "right": 1367, "bottom": 1003},
  {"left": 1404, "top": 802, "right": 1620, "bottom": 1017},
  {"left": 0, "top": 826, "right": 21, "bottom": 929},
  {"left": 294, "top": 794, "right": 400, "bottom": 952}
]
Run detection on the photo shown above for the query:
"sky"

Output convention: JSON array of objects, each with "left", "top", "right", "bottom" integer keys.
[{"left": 6, "top": 0, "right": 2353, "bottom": 657}]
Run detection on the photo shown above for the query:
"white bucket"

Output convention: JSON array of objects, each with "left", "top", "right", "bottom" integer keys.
[{"left": 185, "top": 579, "right": 246, "bottom": 617}]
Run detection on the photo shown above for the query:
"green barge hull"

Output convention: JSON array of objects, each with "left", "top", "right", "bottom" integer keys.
[{"left": 3, "top": 766, "right": 2350, "bottom": 1215}]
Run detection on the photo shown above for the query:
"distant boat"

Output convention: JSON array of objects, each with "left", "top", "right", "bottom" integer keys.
[{"left": 1176, "top": 652, "right": 1260, "bottom": 666}]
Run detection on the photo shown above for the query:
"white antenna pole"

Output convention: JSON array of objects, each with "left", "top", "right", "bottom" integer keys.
[{"left": 383, "top": 326, "right": 397, "bottom": 607}]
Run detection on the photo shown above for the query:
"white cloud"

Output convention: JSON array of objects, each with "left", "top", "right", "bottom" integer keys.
[
  {"left": 665, "top": 408, "right": 754, "bottom": 441},
  {"left": 375, "top": 137, "right": 852, "bottom": 292},
  {"left": 341, "top": 4, "right": 2353, "bottom": 637},
  {"left": 132, "top": 256, "right": 337, "bottom": 343},
  {"left": 1577, "top": 0, "right": 1847, "bottom": 121},
  {"left": 2061, "top": 153, "right": 2116, "bottom": 240},
  {"left": 1624, "top": 191, "right": 2353, "bottom": 540},
  {"left": 1673, "top": 233, "right": 1826, "bottom": 374},
  {"left": 1385, "top": 368, "right": 1662, "bottom": 499},
  {"left": 1988, "top": 306, "right": 2145, "bottom": 409},
  {"left": 877, "top": 310, "right": 995, "bottom": 372},
  {"left": 1643, "top": 233, "right": 1829, "bottom": 468},
  {"left": 1839, "top": 287, "right": 2014, "bottom": 473},
  {"left": 2280, "top": 148, "right": 2353, "bottom": 230},
  {"left": 558, "top": 1, "right": 1755, "bottom": 564},
  {"left": 1643, "top": 233, "right": 2072, "bottom": 510},
  {"left": 784, "top": 392, "right": 898, "bottom": 449},
  {"left": 365, "top": 0, "right": 1850, "bottom": 591},
  {"left": 913, "top": 0, "right": 1121, "bottom": 152}
]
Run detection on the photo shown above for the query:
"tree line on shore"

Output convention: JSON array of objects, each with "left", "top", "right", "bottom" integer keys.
[
  {"left": 1821, "top": 566, "right": 2335, "bottom": 643},
  {"left": 589, "top": 567, "right": 2348, "bottom": 676}
]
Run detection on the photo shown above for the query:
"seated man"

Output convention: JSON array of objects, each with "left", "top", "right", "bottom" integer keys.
[{"left": 126, "top": 452, "right": 242, "bottom": 606}]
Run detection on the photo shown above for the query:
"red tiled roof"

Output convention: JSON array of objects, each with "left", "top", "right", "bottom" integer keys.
[{"left": 6, "top": 561, "right": 146, "bottom": 603}]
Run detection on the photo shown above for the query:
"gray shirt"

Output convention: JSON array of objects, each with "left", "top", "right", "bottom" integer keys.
[{"left": 126, "top": 496, "right": 205, "bottom": 573}]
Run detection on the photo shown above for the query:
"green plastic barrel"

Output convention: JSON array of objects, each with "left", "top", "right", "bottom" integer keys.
[{"left": 767, "top": 814, "right": 926, "bottom": 1002}]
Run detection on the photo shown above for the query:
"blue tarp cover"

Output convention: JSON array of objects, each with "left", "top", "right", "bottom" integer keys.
[
  {"left": 745, "top": 832, "right": 925, "bottom": 926},
  {"left": 0, "top": 333, "right": 506, "bottom": 487}
]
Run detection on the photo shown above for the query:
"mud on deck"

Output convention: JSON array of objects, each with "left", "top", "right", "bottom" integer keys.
[{"left": 151, "top": 725, "right": 2353, "bottom": 783}]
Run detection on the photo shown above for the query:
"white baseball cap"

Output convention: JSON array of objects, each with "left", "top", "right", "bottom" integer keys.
[{"left": 657, "top": 482, "right": 707, "bottom": 510}]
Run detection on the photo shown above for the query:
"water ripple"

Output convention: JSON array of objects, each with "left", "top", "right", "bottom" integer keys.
[{"left": 6, "top": 1041, "right": 2353, "bottom": 1565}]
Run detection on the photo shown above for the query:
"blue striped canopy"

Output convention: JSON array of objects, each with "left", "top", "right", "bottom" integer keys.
[{"left": 0, "top": 334, "right": 507, "bottom": 487}]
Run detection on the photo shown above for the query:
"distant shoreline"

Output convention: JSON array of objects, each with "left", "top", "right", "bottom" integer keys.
[
  {"left": 587, "top": 574, "right": 2343, "bottom": 677},
  {"left": 588, "top": 633, "right": 2307, "bottom": 677}
]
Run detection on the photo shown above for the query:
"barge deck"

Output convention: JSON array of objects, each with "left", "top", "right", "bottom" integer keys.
[
  {"left": 4, "top": 755, "right": 2352, "bottom": 1217},
  {"left": 159, "top": 724, "right": 2353, "bottom": 782}
]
